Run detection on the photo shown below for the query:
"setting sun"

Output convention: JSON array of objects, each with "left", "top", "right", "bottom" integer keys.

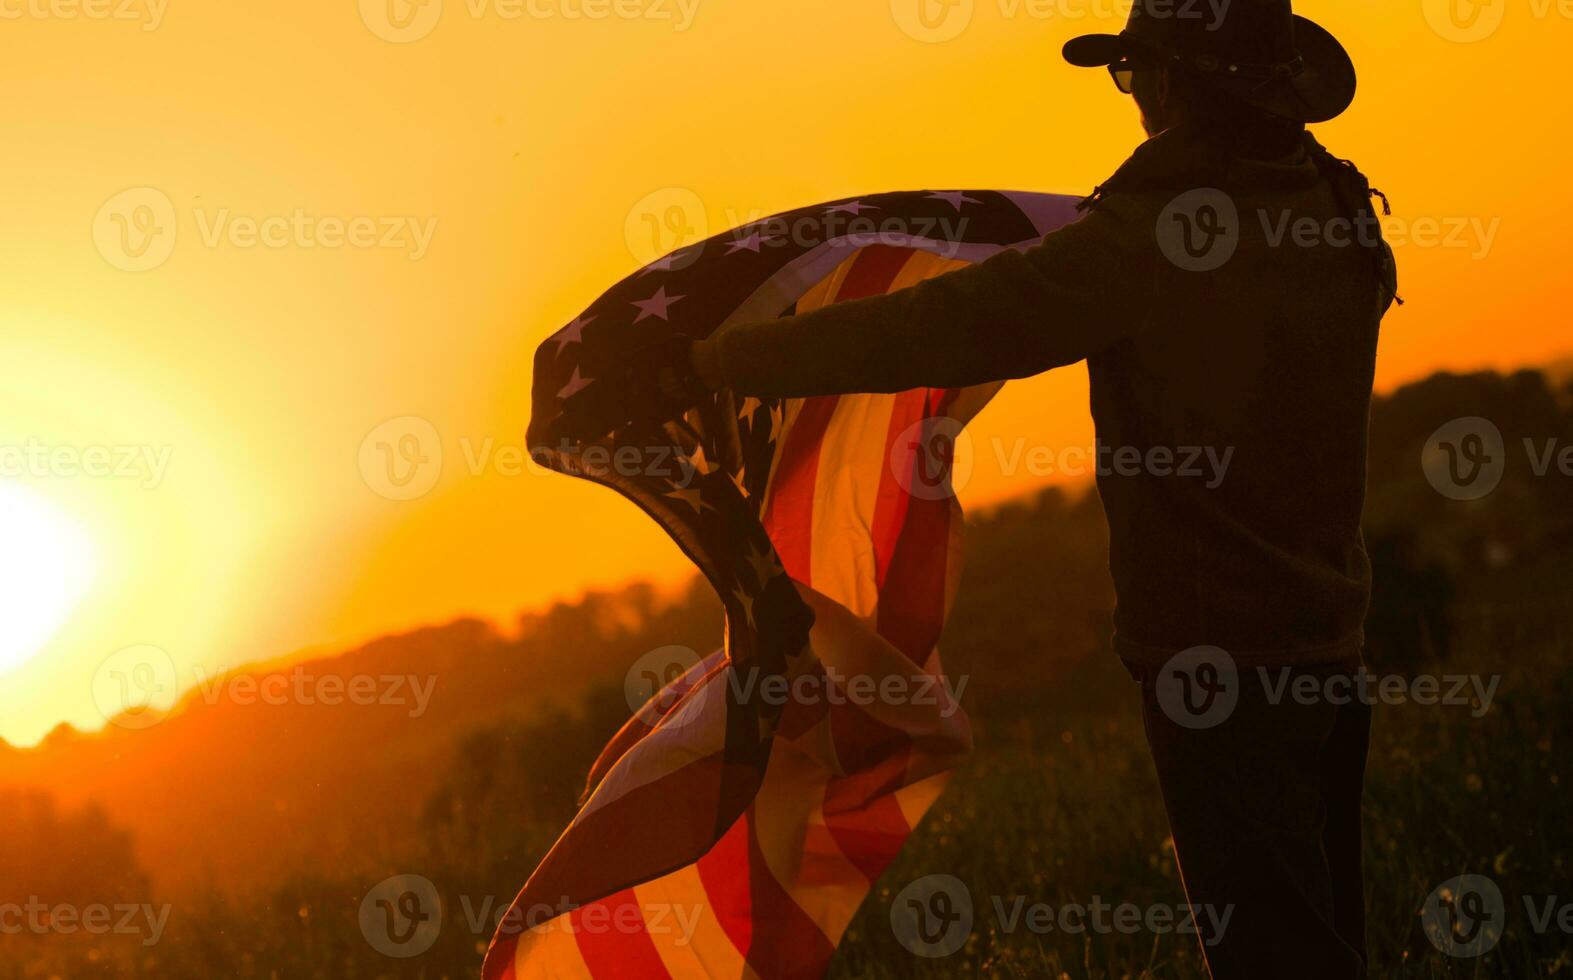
[{"left": 0, "top": 483, "right": 96, "bottom": 675}]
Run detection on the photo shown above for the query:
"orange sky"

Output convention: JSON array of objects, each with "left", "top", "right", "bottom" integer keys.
[{"left": 1, "top": 0, "right": 1568, "bottom": 746}]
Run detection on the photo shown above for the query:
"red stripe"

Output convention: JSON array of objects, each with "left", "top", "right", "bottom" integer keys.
[
  {"left": 773, "top": 665, "right": 831, "bottom": 742},
  {"left": 728, "top": 245, "right": 926, "bottom": 967},
  {"left": 483, "top": 932, "right": 517, "bottom": 980},
  {"left": 869, "top": 389, "right": 927, "bottom": 594},
  {"left": 738, "top": 809, "right": 838, "bottom": 980},
  {"left": 583, "top": 716, "right": 656, "bottom": 801},
  {"left": 695, "top": 813, "right": 754, "bottom": 957},
  {"left": 823, "top": 387, "right": 961, "bottom": 883},
  {"left": 761, "top": 245, "right": 913, "bottom": 581},
  {"left": 570, "top": 889, "right": 672, "bottom": 979},
  {"left": 506, "top": 753, "right": 738, "bottom": 921},
  {"left": 877, "top": 388, "right": 959, "bottom": 661},
  {"left": 585, "top": 655, "right": 728, "bottom": 795},
  {"left": 819, "top": 751, "right": 916, "bottom": 882},
  {"left": 835, "top": 244, "right": 917, "bottom": 300},
  {"left": 762, "top": 396, "right": 838, "bottom": 582}
]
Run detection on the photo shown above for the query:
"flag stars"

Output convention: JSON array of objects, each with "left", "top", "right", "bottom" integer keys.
[
  {"left": 639, "top": 250, "right": 692, "bottom": 276},
  {"left": 732, "top": 586, "right": 756, "bottom": 628},
  {"left": 725, "top": 231, "right": 775, "bottom": 255},
  {"left": 665, "top": 486, "right": 711, "bottom": 517},
  {"left": 826, "top": 200, "right": 877, "bottom": 216},
  {"left": 549, "top": 315, "right": 594, "bottom": 353},
  {"left": 632, "top": 286, "right": 685, "bottom": 323},
  {"left": 557, "top": 366, "right": 592, "bottom": 400},
  {"left": 743, "top": 542, "right": 782, "bottom": 589},
  {"left": 738, "top": 397, "right": 783, "bottom": 439},
  {"left": 927, "top": 191, "right": 982, "bottom": 211},
  {"left": 690, "top": 444, "right": 724, "bottom": 478}
]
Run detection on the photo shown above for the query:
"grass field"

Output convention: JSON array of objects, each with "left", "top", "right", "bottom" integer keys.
[
  {"left": 832, "top": 573, "right": 1573, "bottom": 978},
  {"left": 6, "top": 368, "right": 1572, "bottom": 977},
  {"left": 5, "top": 547, "right": 1570, "bottom": 979}
]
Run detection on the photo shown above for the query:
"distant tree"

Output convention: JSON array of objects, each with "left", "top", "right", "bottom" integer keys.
[
  {"left": 941, "top": 487, "right": 1115, "bottom": 718},
  {"left": 0, "top": 789, "right": 150, "bottom": 909},
  {"left": 1364, "top": 530, "right": 1457, "bottom": 674},
  {"left": 419, "top": 683, "right": 630, "bottom": 884}
]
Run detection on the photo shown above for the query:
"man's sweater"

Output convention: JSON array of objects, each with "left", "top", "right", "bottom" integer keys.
[{"left": 692, "top": 127, "right": 1398, "bottom": 669}]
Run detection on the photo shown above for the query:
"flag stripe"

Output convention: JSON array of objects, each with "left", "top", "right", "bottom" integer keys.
[
  {"left": 733, "top": 243, "right": 922, "bottom": 975},
  {"left": 570, "top": 890, "right": 671, "bottom": 980},
  {"left": 738, "top": 807, "right": 837, "bottom": 979},
  {"left": 762, "top": 396, "right": 839, "bottom": 583},
  {"left": 499, "top": 191, "right": 1081, "bottom": 980},
  {"left": 695, "top": 813, "right": 755, "bottom": 960},
  {"left": 635, "top": 866, "right": 752, "bottom": 980}
]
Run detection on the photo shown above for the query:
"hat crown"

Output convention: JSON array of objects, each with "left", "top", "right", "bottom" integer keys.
[
  {"left": 1126, "top": 0, "right": 1299, "bottom": 66},
  {"left": 1061, "top": 0, "right": 1355, "bottom": 122}
]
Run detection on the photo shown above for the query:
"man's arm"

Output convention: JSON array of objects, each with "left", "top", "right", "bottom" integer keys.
[{"left": 691, "top": 202, "right": 1160, "bottom": 399}]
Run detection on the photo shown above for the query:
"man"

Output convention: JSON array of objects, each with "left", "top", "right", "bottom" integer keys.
[{"left": 618, "top": 1, "right": 1398, "bottom": 976}]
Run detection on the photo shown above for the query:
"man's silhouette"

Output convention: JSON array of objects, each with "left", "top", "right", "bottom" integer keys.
[{"left": 631, "top": 1, "right": 1398, "bottom": 975}]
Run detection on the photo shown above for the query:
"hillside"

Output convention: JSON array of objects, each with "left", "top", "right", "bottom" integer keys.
[
  {"left": 3, "top": 364, "right": 1570, "bottom": 907},
  {"left": 0, "top": 584, "right": 721, "bottom": 897}
]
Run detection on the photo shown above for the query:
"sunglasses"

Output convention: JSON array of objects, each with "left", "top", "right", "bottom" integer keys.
[
  {"left": 1105, "top": 47, "right": 1163, "bottom": 94},
  {"left": 1107, "top": 54, "right": 1304, "bottom": 95}
]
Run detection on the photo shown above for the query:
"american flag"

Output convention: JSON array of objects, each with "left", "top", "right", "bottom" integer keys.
[{"left": 488, "top": 190, "right": 1081, "bottom": 979}]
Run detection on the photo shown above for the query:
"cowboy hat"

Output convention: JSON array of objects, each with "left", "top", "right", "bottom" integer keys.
[{"left": 1062, "top": 0, "right": 1356, "bottom": 123}]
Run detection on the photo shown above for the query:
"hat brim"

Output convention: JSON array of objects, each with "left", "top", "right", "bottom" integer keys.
[
  {"left": 1062, "top": 33, "right": 1147, "bottom": 69},
  {"left": 1260, "top": 16, "right": 1356, "bottom": 124},
  {"left": 1061, "top": 15, "right": 1356, "bottom": 123}
]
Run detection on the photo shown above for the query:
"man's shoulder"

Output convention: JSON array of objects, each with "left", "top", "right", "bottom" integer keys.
[
  {"left": 1047, "top": 190, "right": 1168, "bottom": 262},
  {"left": 1077, "top": 188, "right": 1171, "bottom": 226}
]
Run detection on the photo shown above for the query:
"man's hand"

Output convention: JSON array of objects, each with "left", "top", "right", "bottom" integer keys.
[{"left": 553, "top": 335, "right": 716, "bottom": 445}]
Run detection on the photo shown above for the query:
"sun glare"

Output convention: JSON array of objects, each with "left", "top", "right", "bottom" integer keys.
[{"left": 0, "top": 482, "right": 97, "bottom": 674}]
